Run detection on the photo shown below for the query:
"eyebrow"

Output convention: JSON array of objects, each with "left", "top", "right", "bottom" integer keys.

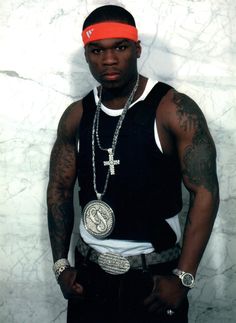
[{"left": 88, "top": 39, "right": 130, "bottom": 47}]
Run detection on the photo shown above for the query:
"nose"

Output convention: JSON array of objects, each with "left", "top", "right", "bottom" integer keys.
[{"left": 102, "top": 49, "right": 118, "bottom": 65}]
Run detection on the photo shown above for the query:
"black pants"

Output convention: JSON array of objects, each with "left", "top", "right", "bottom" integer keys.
[{"left": 67, "top": 248, "right": 189, "bottom": 323}]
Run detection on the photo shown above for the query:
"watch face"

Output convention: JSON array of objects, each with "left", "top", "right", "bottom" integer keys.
[{"left": 182, "top": 273, "right": 194, "bottom": 287}]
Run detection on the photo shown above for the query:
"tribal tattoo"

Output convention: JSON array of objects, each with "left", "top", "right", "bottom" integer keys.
[
  {"left": 47, "top": 200, "right": 74, "bottom": 261},
  {"left": 47, "top": 117, "right": 77, "bottom": 261},
  {"left": 173, "top": 91, "right": 217, "bottom": 194}
]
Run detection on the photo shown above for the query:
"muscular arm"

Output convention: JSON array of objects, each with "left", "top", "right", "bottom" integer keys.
[
  {"left": 145, "top": 91, "right": 219, "bottom": 312},
  {"left": 171, "top": 90, "right": 219, "bottom": 275},
  {"left": 47, "top": 102, "right": 82, "bottom": 262}
]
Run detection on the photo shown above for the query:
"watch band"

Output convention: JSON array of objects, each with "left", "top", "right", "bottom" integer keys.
[
  {"left": 173, "top": 268, "right": 184, "bottom": 276},
  {"left": 172, "top": 268, "right": 195, "bottom": 288}
]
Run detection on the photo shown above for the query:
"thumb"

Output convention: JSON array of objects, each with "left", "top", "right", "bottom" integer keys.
[
  {"left": 72, "top": 282, "right": 84, "bottom": 295},
  {"left": 152, "top": 275, "right": 161, "bottom": 292}
]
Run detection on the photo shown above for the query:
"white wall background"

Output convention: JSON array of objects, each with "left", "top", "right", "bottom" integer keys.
[{"left": 0, "top": 0, "right": 235, "bottom": 322}]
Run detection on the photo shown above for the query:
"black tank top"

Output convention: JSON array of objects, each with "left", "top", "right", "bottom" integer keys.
[{"left": 77, "top": 82, "right": 182, "bottom": 252}]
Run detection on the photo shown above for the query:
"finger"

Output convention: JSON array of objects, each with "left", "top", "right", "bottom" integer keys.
[
  {"left": 152, "top": 275, "right": 161, "bottom": 290},
  {"left": 65, "top": 292, "right": 84, "bottom": 300},
  {"left": 144, "top": 296, "right": 163, "bottom": 313},
  {"left": 143, "top": 292, "right": 157, "bottom": 306},
  {"left": 150, "top": 274, "right": 163, "bottom": 296},
  {"left": 72, "top": 282, "right": 84, "bottom": 295},
  {"left": 144, "top": 291, "right": 163, "bottom": 307},
  {"left": 64, "top": 285, "right": 85, "bottom": 300},
  {"left": 148, "top": 302, "right": 164, "bottom": 314}
]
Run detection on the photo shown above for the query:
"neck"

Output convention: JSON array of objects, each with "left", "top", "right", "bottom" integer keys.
[{"left": 99, "top": 74, "right": 147, "bottom": 110}]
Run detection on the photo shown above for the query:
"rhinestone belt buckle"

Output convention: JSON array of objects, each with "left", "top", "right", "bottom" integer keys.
[{"left": 98, "top": 253, "right": 130, "bottom": 275}]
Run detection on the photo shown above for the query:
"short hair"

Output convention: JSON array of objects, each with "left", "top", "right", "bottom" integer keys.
[{"left": 82, "top": 5, "right": 136, "bottom": 30}]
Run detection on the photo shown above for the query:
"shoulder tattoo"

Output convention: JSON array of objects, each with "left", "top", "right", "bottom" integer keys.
[{"left": 173, "top": 91, "right": 217, "bottom": 193}]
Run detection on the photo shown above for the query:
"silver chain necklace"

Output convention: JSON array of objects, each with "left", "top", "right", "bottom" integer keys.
[
  {"left": 93, "top": 73, "right": 140, "bottom": 199},
  {"left": 82, "top": 74, "right": 140, "bottom": 239}
]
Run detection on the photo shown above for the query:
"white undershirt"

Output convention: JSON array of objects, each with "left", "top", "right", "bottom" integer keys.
[{"left": 78, "top": 79, "right": 181, "bottom": 256}]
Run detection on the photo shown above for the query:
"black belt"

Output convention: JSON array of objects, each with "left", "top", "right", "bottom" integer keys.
[{"left": 77, "top": 236, "right": 181, "bottom": 275}]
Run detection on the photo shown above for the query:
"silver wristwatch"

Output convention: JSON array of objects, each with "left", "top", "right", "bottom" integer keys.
[{"left": 172, "top": 268, "right": 195, "bottom": 288}]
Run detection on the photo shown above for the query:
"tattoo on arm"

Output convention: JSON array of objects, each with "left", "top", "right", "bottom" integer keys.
[
  {"left": 173, "top": 91, "right": 217, "bottom": 194},
  {"left": 47, "top": 114, "right": 78, "bottom": 261},
  {"left": 48, "top": 200, "right": 74, "bottom": 261},
  {"left": 47, "top": 140, "right": 76, "bottom": 261}
]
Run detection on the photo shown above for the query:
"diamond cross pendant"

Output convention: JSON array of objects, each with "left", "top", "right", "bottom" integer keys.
[{"left": 103, "top": 148, "right": 120, "bottom": 175}]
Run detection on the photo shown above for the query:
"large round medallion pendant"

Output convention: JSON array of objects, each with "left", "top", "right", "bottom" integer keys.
[{"left": 82, "top": 200, "right": 115, "bottom": 238}]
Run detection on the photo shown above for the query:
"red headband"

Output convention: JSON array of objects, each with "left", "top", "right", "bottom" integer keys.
[{"left": 82, "top": 22, "right": 138, "bottom": 45}]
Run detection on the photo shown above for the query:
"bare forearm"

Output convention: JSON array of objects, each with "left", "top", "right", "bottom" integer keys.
[
  {"left": 47, "top": 190, "right": 74, "bottom": 262},
  {"left": 178, "top": 190, "right": 219, "bottom": 275}
]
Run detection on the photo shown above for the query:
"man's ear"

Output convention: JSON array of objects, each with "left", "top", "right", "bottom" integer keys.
[{"left": 135, "top": 40, "right": 142, "bottom": 58}]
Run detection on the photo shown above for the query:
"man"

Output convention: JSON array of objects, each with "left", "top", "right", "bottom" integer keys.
[{"left": 47, "top": 5, "right": 219, "bottom": 323}]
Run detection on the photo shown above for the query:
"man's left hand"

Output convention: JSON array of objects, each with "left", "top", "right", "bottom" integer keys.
[{"left": 143, "top": 274, "right": 189, "bottom": 314}]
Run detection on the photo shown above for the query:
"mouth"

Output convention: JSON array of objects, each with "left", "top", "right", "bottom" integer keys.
[{"left": 102, "top": 71, "right": 121, "bottom": 81}]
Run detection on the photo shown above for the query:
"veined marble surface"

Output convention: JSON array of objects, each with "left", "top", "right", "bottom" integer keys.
[{"left": 0, "top": 0, "right": 235, "bottom": 322}]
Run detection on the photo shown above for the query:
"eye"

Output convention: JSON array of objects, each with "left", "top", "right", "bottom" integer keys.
[
  {"left": 115, "top": 45, "right": 127, "bottom": 51},
  {"left": 91, "top": 48, "right": 103, "bottom": 54}
]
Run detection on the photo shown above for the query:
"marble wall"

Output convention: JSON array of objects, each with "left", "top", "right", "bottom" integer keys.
[{"left": 0, "top": 0, "right": 235, "bottom": 322}]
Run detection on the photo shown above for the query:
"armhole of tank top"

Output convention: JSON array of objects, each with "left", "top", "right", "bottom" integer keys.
[{"left": 154, "top": 119, "right": 163, "bottom": 153}]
